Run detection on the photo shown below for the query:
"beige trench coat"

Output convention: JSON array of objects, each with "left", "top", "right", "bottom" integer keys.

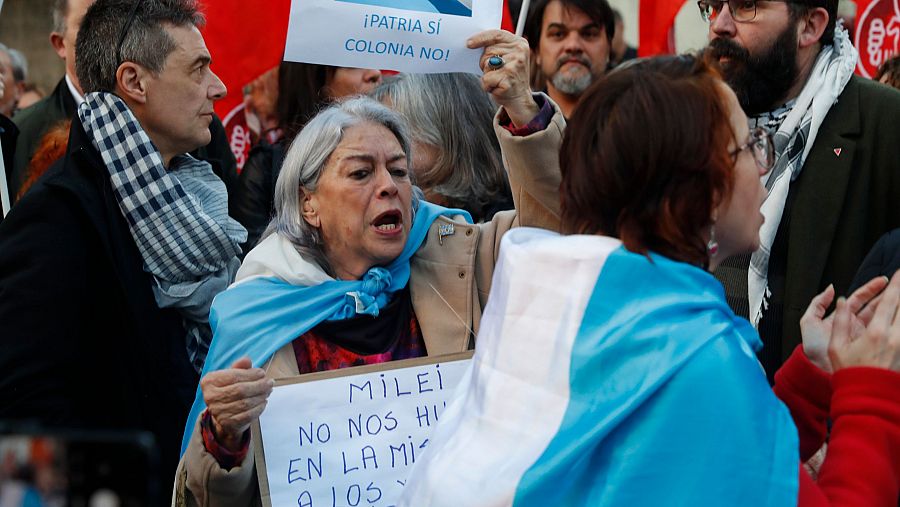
[{"left": 174, "top": 97, "right": 566, "bottom": 506}]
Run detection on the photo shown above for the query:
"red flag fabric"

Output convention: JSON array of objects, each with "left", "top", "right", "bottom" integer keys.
[
  {"left": 639, "top": 0, "right": 688, "bottom": 57},
  {"left": 200, "top": 0, "right": 511, "bottom": 169},
  {"left": 200, "top": 0, "right": 290, "bottom": 169},
  {"left": 501, "top": 0, "right": 514, "bottom": 32},
  {"left": 201, "top": 0, "right": 290, "bottom": 120},
  {"left": 854, "top": 0, "right": 900, "bottom": 78}
]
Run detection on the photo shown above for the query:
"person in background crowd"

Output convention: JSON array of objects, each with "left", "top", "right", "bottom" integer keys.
[
  {"left": 609, "top": 8, "right": 638, "bottom": 68},
  {"left": 522, "top": 0, "right": 614, "bottom": 118},
  {"left": 241, "top": 66, "right": 279, "bottom": 148},
  {"left": 7, "top": 49, "right": 29, "bottom": 103},
  {"left": 0, "top": 65, "right": 17, "bottom": 201},
  {"left": 400, "top": 54, "right": 900, "bottom": 507},
  {"left": 11, "top": 0, "right": 238, "bottom": 204},
  {"left": 875, "top": 54, "right": 900, "bottom": 89},
  {"left": 0, "top": 44, "right": 20, "bottom": 117},
  {"left": 0, "top": 0, "right": 245, "bottom": 486},
  {"left": 17, "top": 83, "right": 46, "bottom": 111},
  {"left": 372, "top": 73, "right": 513, "bottom": 223},
  {"left": 174, "top": 29, "right": 565, "bottom": 506},
  {"left": 701, "top": 0, "right": 900, "bottom": 380},
  {"left": 231, "top": 62, "right": 382, "bottom": 253}
]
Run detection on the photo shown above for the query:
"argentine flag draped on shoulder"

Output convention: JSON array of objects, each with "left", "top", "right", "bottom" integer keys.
[
  {"left": 400, "top": 227, "right": 799, "bottom": 506},
  {"left": 180, "top": 201, "right": 471, "bottom": 455}
]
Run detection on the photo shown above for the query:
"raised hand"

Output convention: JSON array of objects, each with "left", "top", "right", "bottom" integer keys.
[
  {"left": 830, "top": 271, "right": 900, "bottom": 372},
  {"left": 800, "top": 276, "right": 888, "bottom": 372},
  {"left": 467, "top": 29, "right": 540, "bottom": 128}
]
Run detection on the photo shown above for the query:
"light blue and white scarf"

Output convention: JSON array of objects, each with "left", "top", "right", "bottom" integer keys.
[
  {"left": 180, "top": 201, "right": 471, "bottom": 454},
  {"left": 401, "top": 228, "right": 799, "bottom": 506}
]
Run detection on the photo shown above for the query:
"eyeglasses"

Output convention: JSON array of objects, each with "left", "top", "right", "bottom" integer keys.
[
  {"left": 116, "top": 0, "right": 143, "bottom": 66},
  {"left": 698, "top": 0, "right": 791, "bottom": 23},
  {"left": 731, "top": 127, "right": 775, "bottom": 171}
]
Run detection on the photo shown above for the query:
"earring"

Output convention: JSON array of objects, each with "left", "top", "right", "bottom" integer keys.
[{"left": 707, "top": 224, "right": 719, "bottom": 257}]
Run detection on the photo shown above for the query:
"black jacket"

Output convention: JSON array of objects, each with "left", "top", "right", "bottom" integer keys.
[
  {"left": 850, "top": 228, "right": 900, "bottom": 293},
  {"left": 0, "top": 118, "right": 199, "bottom": 489},
  {"left": 230, "top": 139, "right": 284, "bottom": 254}
]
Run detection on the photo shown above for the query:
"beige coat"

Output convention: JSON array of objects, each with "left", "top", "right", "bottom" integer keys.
[{"left": 174, "top": 98, "right": 566, "bottom": 506}]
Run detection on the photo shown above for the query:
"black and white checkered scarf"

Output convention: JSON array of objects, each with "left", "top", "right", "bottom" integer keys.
[{"left": 78, "top": 92, "right": 246, "bottom": 371}]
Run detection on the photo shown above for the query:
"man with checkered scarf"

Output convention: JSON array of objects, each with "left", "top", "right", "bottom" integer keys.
[
  {"left": 701, "top": 0, "right": 900, "bottom": 382},
  {"left": 0, "top": 0, "right": 245, "bottom": 486}
]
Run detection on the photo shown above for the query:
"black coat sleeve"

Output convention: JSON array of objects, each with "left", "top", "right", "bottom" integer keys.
[
  {"left": 0, "top": 185, "right": 92, "bottom": 420},
  {"left": 849, "top": 228, "right": 900, "bottom": 293},
  {"left": 231, "top": 144, "right": 276, "bottom": 255}
]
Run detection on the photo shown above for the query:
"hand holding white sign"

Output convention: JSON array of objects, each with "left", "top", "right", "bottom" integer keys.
[
  {"left": 468, "top": 29, "right": 539, "bottom": 128},
  {"left": 201, "top": 357, "right": 275, "bottom": 451}
]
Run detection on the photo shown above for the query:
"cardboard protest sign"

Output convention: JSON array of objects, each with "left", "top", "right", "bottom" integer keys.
[
  {"left": 253, "top": 352, "right": 473, "bottom": 507},
  {"left": 283, "top": 0, "right": 503, "bottom": 74}
]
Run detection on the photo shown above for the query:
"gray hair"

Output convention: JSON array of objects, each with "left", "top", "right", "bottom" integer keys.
[
  {"left": 265, "top": 96, "right": 416, "bottom": 276},
  {"left": 75, "top": 0, "right": 204, "bottom": 93},
  {"left": 8, "top": 49, "right": 28, "bottom": 83},
  {"left": 52, "top": 0, "right": 69, "bottom": 35},
  {"left": 371, "top": 73, "right": 510, "bottom": 222}
]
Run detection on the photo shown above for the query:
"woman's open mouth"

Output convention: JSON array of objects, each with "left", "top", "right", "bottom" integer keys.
[{"left": 371, "top": 210, "right": 403, "bottom": 235}]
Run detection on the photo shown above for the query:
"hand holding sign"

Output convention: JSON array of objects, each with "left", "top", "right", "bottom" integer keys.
[
  {"left": 201, "top": 357, "right": 275, "bottom": 451},
  {"left": 468, "top": 30, "right": 540, "bottom": 128}
]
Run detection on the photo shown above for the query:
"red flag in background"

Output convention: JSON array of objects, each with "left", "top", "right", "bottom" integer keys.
[
  {"left": 501, "top": 0, "right": 514, "bottom": 32},
  {"left": 200, "top": 0, "right": 290, "bottom": 169},
  {"left": 201, "top": 0, "right": 290, "bottom": 120},
  {"left": 639, "top": 0, "right": 687, "bottom": 57},
  {"left": 854, "top": 0, "right": 900, "bottom": 78},
  {"left": 200, "top": 0, "right": 511, "bottom": 168}
]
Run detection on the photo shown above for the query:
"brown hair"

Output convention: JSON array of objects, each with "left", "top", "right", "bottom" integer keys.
[
  {"left": 875, "top": 54, "right": 900, "bottom": 90},
  {"left": 560, "top": 54, "right": 736, "bottom": 267}
]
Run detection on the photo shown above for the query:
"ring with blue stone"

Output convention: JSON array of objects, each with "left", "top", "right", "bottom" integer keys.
[{"left": 487, "top": 55, "right": 504, "bottom": 69}]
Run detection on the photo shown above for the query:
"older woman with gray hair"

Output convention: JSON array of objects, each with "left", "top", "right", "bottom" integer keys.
[
  {"left": 175, "top": 29, "right": 567, "bottom": 505},
  {"left": 372, "top": 73, "right": 513, "bottom": 222}
]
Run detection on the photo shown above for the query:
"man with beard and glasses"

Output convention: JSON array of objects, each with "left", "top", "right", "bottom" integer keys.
[
  {"left": 701, "top": 0, "right": 900, "bottom": 381},
  {"left": 523, "top": 0, "right": 614, "bottom": 118}
]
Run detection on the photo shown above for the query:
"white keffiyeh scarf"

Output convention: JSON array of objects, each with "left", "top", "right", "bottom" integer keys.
[{"left": 748, "top": 26, "right": 858, "bottom": 326}]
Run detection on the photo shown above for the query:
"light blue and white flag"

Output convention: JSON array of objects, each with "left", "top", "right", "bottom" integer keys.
[{"left": 400, "top": 227, "right": 799, "bottom": 506}]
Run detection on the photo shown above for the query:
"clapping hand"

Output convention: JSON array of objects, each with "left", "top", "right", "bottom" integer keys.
[
  {"left": 800, "top": 276, "right": 888, "bottom": 372},
  {"left": 830, "top": 270, "right": 900, "bottom": 373}
]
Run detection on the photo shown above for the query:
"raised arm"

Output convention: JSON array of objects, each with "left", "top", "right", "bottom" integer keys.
[{"left": 468, "top": 29, "right": 565, "bottom": 232}]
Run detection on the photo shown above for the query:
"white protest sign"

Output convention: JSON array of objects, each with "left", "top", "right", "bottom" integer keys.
[
  {"left": 254, "top": 352, "right": 473, "bottom": 507},
  {"left": 283, "top": 0, "right": 502, "bottom": 74}
]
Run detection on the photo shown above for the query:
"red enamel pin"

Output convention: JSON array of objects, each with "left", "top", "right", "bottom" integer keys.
[{"left": 834, "top": 148, "right": 842, "bottom": 157}]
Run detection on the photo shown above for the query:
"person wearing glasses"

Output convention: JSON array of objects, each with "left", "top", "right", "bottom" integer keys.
[
  {"left": 0, "top": 0, "right": 243, "bottom": 487},
  {"left": 698, "top": 0, "right": 900, "bottom": 382},
  {"left": 399, "top": 54, "right": 900, "bottom": 507}
]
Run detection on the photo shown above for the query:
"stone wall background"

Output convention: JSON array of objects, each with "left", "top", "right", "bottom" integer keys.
[{"left": 1, "top": 0, "right": 66, "bottom": 97}]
